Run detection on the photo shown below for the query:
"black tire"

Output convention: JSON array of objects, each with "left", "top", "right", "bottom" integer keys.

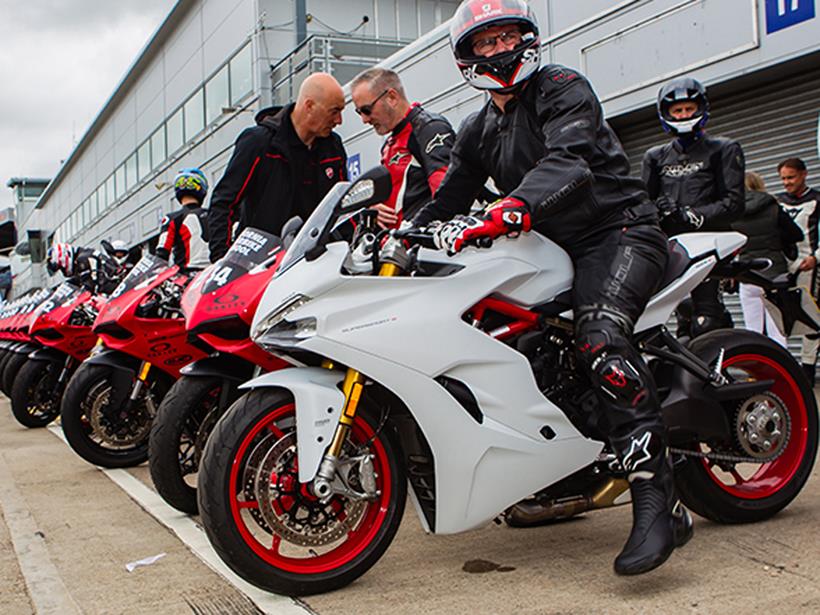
[
  {"left": 198, "top": 389, "right": 406, "bottom": 596},
  {"left": 149, "top": 376, "right": 233, "bottom": 514},
  {"left": 60, "top": 362, "right": 161, "bottom": 468},
  {"left": 674, "top": 329, "right": 818, "bottom": 523},
  {"left": 0, "top": 350, "right": 13, "bottom": 394},
  {"left": 10, "top": 358, "right": 64, "bottom": 428},
  {"left": 2, "top": 351, "right": 30, "bottom": 397}
]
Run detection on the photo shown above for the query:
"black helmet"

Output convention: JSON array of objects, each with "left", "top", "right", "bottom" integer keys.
[
  {"left": 450, "top": 0, "right": 541, "bottom": 93},
  {"left": 657, "top": 77, "right": 709, "bottom": 135}
]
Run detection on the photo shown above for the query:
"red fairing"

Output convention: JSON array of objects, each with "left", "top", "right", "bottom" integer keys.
[
  {"left": 29, "top": 286, "right": 98, "bottom": 361},
  {"left": 182, "top": 248, "right": 288, "bottom": 372},
  {"left": 92, "top": 259, "right": 208, "bottom": 378}
]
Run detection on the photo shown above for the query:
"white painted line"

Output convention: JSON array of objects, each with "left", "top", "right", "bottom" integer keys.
[
  {"left": 0, "top": 447, "right": 82, "bottom": 615},
  {"left": 48, "top": 425, "right": 310, "bottom": 615}
]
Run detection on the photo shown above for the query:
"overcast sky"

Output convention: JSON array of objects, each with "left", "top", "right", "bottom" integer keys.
[{"left": 0, "top": 0, "right": 176, "bottom": 203}]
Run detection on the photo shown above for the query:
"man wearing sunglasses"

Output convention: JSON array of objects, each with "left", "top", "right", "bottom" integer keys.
[
  {"left": 350, "top": 68, "right": 455, "bottom": 228},
  {"left": 208, "top": 72, "right": 347, "bottom": 261},
  {"left": 412, "top": 0, "right": 690, "bottom": 576}
]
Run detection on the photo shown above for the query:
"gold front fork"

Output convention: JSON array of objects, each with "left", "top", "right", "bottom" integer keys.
[{"left": 313, "top": 261, "right": 400, "bottom": 498}]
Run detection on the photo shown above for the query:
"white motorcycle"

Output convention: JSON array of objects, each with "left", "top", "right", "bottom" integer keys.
[{"left": 198, "top": 167, "right": 819, "bottom": 595}]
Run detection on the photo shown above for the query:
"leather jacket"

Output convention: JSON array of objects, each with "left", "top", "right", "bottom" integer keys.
[
  {"left": 642, "top": 134, "right": 745, "bottom": 233},
  {"left": 413, "top": 65, "right": 652, "bottom": 247}
]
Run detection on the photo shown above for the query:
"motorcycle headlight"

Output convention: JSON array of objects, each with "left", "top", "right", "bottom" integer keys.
[{"left": 252, "top": 294, "right": 313, "bottom": 342}]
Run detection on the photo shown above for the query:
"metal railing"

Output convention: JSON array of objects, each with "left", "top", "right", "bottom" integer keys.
[{"left": 270, "top": 34, "right": 411, "bottom": 105}]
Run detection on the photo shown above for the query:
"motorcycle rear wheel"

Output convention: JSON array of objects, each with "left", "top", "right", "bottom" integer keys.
[
  {"left": 198, "top": 389, "right": 406, "bottom": 596},
  {"left": 674, "top": 330, "right": 818, "bottom": 523},
  {"left": 149, "top": 375, "right": 229, "bottom": 514},
  {"left": 10, "top": 358, "right": 63, "bottom": 428},
  {"left": 60, "top": 363, "right": 158, "bottom": 467}
]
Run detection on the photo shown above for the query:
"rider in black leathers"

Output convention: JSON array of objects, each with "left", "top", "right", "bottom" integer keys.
[
  {"left": 642, "top": 78, "right": 745, "bottom": 336},
  {"left": 46, "top": 242, "right": 119, "bottom": 295},
  {"left": 413, "top": 0, "right": 692, "bottom": 576}
]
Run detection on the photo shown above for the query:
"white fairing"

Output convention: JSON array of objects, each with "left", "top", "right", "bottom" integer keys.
[{"left": 250, "top": 230, "right": 737, "bottom": 534}]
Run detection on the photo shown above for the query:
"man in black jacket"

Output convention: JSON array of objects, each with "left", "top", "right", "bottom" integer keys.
[
  {"left": 208, "top": 72, "right": 347, "bottom": 261},
  {"left": 777, "top": 157, "right": 820, "bottom": 382},
  {"left": 413, "top": 0, "right": 691, "bottom": 576},
  {"left": 350, "top": 67, "right": 455, "bottom": 227},
  {"left": 642, "top": 77, "right": 745, "bottom": 336}
]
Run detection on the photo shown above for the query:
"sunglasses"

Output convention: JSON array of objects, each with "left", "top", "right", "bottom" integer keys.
[{"left": 355, "top": 89, "right": 389, "bottom": 116}]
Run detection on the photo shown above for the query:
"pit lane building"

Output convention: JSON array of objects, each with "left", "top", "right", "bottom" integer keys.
[{"left": 17, "top": 0, "right": 820, "bottom": 294}]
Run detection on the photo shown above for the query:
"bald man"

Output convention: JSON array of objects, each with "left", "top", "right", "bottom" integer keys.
[{"left": 208, "top": 72, "right": 347, "bottom": 261}]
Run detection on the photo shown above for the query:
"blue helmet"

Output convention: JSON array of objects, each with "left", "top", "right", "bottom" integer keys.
[
  {"left": 173, "top": 167, "right": 209, "bottom": 204},
  {"left": 657, "top": 77, "right": 709, "bottom": 136}
]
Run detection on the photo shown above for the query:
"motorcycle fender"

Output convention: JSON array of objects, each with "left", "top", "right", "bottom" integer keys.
[
  {"left": 28, "top": 347, "right": 67, "bottom": 363},
  {"left": 179, "top": 354, "right": 255, "bottom": 382},
  {"left": 661, "top": 364, "right": 732, "bottom": 443},
  {"left": 83, "top": 348, "right": 141, "bottom": 375},
  {"left": 239, "top": 367, "right": 346, "bottom": 483}
]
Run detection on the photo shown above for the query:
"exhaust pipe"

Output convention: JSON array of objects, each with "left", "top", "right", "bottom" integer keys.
[{"left": 505, "top": 478, "right": 630, "bottom": 527}]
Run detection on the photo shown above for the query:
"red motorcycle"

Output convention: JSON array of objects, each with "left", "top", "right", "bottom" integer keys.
[
  {"left": 149, "top": 228, "right": 288, "bottom": 513},
  {"left": 60, "top": 254, "right": 207, "bottom": 468},
  {"left": 9, "top": 283, "right": 101, "bottom": 428},
  {"left": 0, "top": 289, "right": 52, "bottom": 400}
]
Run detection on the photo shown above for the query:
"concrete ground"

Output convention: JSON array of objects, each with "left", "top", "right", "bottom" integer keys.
[{"left": 1, "top": 396, "right": 819, "bottom": 615}]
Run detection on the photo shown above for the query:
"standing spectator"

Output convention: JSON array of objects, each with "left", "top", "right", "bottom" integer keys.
[
  {"left": 350, "top": 68, "right": 455, "bottom": 228},
  {"left": 732, "top": 171, "right": 803, "bottom": 347},
  {"left": 777, "top": 157, "right": 820, "bottom": 382},
  {"left": 208, "top": 72, "right": 347, "bottom": 261}
]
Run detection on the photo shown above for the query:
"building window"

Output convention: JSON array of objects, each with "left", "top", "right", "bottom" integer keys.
[
  {"left": 105, "top": 175, "right": 114, "bottom": 209},
  {"left": 94, "top": 186, "right": 102, "bottom": 218},
  {"left": 184, "top": 89, "right": 205, "bottom": 141},
  {"left": 150, "top": 125, "right": 166, "bottom": 170},
  {"left": 115, "top": 164, "right": 125, "bottom": 200},
  {"left": 83, "top": 198, "right": 91, "bottom": 226},
  {"left": 167, "top": 108, "right": 184, "bottom": 154},
  {"left": 125, "top": 153, "right": 138, "bottom": 191},
  {"left": 230, "top": 44, "right": 252, "bottom": 105},
  {"left": 206, "top": 64, "right": 230, "bottom": 125},
  {"left": 137, "top": 140, "right": 150, "bottom": 182}
]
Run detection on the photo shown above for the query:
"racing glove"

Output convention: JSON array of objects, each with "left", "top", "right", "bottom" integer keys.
[
  {"left": 432, "top": 197, "right": 532, "bottom": 256},
  {"left": 654, "top": 195, "right": 678, "bottom": 219},
  {"left": 670, "top": 206, "right": 704, "bottom": 230}
]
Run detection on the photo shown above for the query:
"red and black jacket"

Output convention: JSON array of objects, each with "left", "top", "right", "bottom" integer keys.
[
  {"left": 381, "top": 103, "right": 454, "bottom": 223},
  {"left": 207, "top": 104, "right": 347, "bottom": 261}
]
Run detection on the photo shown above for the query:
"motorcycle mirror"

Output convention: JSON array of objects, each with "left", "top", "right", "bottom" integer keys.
[
  {"left": 101, "top": 239, "right": 115, "bottom": 256},
  {"left": 338, "top": 166, "right": 392, "bottom": 213}
]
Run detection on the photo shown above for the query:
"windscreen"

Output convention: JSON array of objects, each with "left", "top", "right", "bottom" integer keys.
[
  {"left": 109, "top": 253, "right": 167, "bottom": 299},
  {"left": 201, "top": 227, "right": 282, "bottom": 294},
  {"left": 32, "top": 282, "right": 82, "bottom": 318},
  {"left": 277, "top": 182, "right": 350, "bottom": 275}
]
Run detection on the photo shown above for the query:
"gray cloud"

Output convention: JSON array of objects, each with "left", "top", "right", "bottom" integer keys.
[{"left": 0, "top": 0, "right": 176, "bottom": 194}]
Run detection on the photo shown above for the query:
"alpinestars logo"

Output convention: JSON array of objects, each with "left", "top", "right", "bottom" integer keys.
[
  {"left": 425, "top": 133, "right": 451, "bottom": 154},
  {"left": 622, "top": 431, "right": 652, "bottom": 473},
  {"left": 388, "top": 152, "right": 410, "bottom": 166},
  {"left": 660, "top": 161, "right": 705, "bottom": 178}
]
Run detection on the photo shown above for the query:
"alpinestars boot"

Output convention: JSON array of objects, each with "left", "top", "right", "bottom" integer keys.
[{"left": 611, "top": 428, "right": 693, "bottom": 575}]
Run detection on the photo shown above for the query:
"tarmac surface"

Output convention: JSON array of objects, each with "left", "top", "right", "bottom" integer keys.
[{"left": 1, "top": 395, "right": 820, "bottom": 615}]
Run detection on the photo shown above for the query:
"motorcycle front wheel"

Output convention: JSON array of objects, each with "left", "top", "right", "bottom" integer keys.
[
  {"left": 198, "top": 389, "right": 406, "bottom": 596},
  {"left": 2, "top": 350, "right": 30, "bottom": 397},
  {"left": 60, "top": 362, "right": 161, "bottom": 467},
  {"left": 674, "top": 330, "right": 819, "bottom": 523},
  {"left": 149, "top": 375, "right": 231, "bottom": 514},
  {"left": 10, "top": 358, "right": 64, "bottom": 428}
]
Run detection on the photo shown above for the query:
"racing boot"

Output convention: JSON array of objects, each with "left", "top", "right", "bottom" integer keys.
[{"left": 611, "top": 427, "right": 693, "bottom": 575}]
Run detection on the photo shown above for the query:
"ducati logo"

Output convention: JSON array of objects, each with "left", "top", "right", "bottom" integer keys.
[{"left": 424, "top": 133, "right": 451, "bottom": 154}]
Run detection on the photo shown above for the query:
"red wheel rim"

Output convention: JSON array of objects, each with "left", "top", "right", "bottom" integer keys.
[
  {"left": 701, "top": 354, "right": 809, "bottom": 499},
  {"left": 228, "top": 403, "right": 392, "bottom": 574}
]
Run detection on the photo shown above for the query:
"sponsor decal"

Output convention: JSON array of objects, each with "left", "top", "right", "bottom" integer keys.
[
  {"left": 622, "top": 431, "right": 652, "bottom": 472},
  {"left": 660, "top": 161, "right": 705, "bottom": 178},
  {"left": 388, "top": 151, "right": 411, "bottom": 166},
  {"left": 325, "top": 167, "right": 334, "bottom": 179}
]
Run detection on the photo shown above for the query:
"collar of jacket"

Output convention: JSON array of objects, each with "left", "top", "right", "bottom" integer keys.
[{"left": 390, "top": 103, "right": 421, "bottom": 137}]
